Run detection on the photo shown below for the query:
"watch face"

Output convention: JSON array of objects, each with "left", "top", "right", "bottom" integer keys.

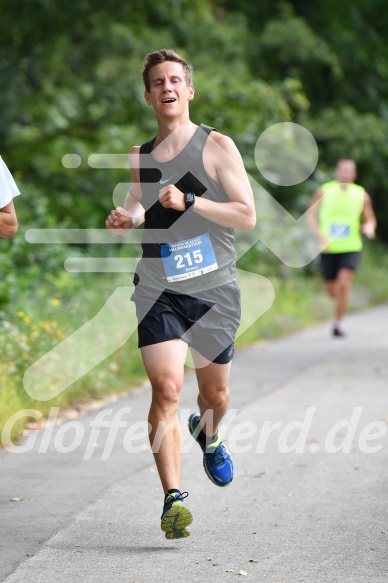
[{"left": 186, "top": 193, "right": 195, "bottom": 203}]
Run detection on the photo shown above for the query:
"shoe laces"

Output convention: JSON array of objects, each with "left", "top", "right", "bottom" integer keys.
[
  {"left": 165, "top": 491, "right": 189, "bottom": 504},
  {"left": 205, "top": 443, "right": 226, "bottom": 467}
]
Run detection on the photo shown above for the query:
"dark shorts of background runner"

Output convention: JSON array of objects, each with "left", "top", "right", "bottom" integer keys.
[
  {"left": 130, "top": 282, "right": 241, "bottom": 364},
  {"left": 321, "top": 251, "right": 361, "bottom": 281}
]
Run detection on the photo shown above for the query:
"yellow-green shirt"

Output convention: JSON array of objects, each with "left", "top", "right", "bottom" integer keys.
[{"left": 319, "top": 180, "right": 365, "bottom": 253}]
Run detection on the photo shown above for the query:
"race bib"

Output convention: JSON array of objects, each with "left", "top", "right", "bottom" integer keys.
[
  {"left": 161, "top": 233, "right": 218, "bottom": 282},
  {"left": 330, "top": 224, "right": 350, "bottom": 238}
]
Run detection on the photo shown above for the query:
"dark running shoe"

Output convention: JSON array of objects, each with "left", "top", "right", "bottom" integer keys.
[
  {"left": 161, "top": 491, "right": 192, "bottom": 540},
  {"left": 188, "top": 412, "right": 234, "bottom": 487},
  {"left": 333, "top": 326, "right": 346, "bottom": 337}
]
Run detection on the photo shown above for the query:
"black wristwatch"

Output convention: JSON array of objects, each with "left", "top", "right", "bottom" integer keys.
[{"left": 184, "top": 192, "right": 195, "bottom": 211}]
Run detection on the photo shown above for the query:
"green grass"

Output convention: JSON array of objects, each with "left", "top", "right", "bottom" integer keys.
[
  {"left": 1, "top": 239, "right": 387, "bottom": 446},
  {"left": 0, "top": 270, "right": 146, "bottom": 445}
]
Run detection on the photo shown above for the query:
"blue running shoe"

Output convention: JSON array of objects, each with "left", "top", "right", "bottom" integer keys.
[
  {"left": 161, "top": 491, "right": 192, "bottom": 540},
  {"left": 188, "top": 412, "right": 234, "bottom": 487}
]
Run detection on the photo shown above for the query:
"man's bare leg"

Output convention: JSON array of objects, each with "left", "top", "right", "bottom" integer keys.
[
  {"left": 334, "top": 268, "right": 354, "bottom": 321},
  {"left": 188, "top": 349, "right": 234, "bottom": 487},
  {"left": 141, "top": 339, "right": 187, "bottom": 492},
  {"left": 191, "top": 350, "right": 231, "bottom": 438},
  {"left": 141, "top": 338, "right": 193, "bottom": 539},
  {"left": 325, "top": 268, "right": 354, "bottom": 335}
]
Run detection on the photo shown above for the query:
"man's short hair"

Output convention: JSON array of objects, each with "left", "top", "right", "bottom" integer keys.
[{"left": 142, "top": 49, "right": 193, "bottom": 92}]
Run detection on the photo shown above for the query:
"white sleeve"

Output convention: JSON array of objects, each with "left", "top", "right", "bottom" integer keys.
[{"left": 0, "top": 155, "right": 21, "bottom": 208}]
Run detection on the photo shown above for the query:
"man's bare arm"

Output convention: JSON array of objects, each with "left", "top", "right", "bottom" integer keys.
[
  {"left": 305, "top": 188, "right": 324, "bottom": 236},
  {"left": 0, "top": 200, "right": 18, "bottom": 238},
  {"left": 360, "top": 193, "right": 377, "bottom": 239},
  {"left": 196, "top": 132, "right": 256, "bottom": 231},
  {"left": 105, "top": 146, "right": 145, "bottom": 234}
]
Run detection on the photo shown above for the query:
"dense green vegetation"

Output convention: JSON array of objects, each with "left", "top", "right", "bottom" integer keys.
[{"left": 1, "top": 0, "right": 388, "bottom": 443}]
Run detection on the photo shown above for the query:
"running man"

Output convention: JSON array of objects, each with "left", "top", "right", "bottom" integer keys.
[
  {"left": 307, "top": 158, "right": 377, "bottom": 337},
  {"left": 106, "top": 49, "right": 255, "bottom": 539},
  {"left": 0, "top": 155, "right": 19, "bottom": 238}
]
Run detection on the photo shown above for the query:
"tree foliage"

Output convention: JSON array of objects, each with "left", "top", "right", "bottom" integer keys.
[
  {"left": 0, "top": 0, "right": 387, "bottom": 306},
  {"left": 220, "top": 0, "right": 388, "bottom": 235}
]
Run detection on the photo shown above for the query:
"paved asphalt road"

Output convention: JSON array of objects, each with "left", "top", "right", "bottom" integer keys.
[{"left": 1, "top": 305, "right": 387, "bottom": 583}]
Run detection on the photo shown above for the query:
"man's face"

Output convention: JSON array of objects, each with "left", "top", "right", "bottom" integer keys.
[
  {"left": 335, "top": 160, "right": 357, "bottom": 184},
  {"left": 144, "top": 61, "right": 194, "bottom": 115}
]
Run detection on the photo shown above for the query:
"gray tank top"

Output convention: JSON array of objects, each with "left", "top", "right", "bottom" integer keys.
[{"left": 134, "top": 123, "right": 236, "bottom": 294}]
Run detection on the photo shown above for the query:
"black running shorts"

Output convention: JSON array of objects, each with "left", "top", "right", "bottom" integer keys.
[
  {"left": 321, "top": 251, "right": 361, "bottom": 281},
  {"left": 130, "top": 282, "right": 241, "bottom": 364}
]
